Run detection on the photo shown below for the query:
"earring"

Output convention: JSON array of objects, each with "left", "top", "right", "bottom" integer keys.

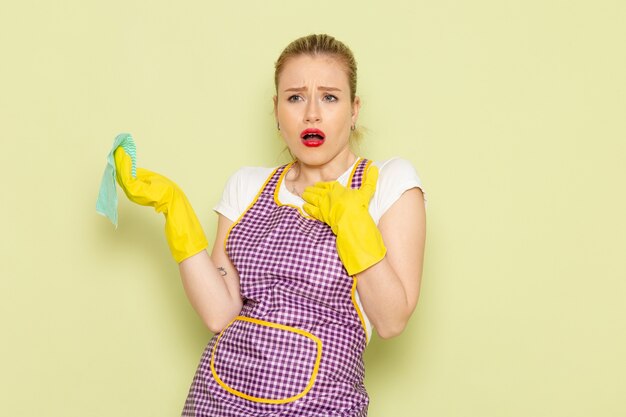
[
  {"left": 277, "top": 122, "right": 280, "bottom": 131},
  {"left": 350, "top": 124, "right": 356, "bottom": 131}
]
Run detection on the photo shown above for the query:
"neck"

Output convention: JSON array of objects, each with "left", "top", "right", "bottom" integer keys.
[
  {"left": 293, "top": 153, "right": 357, "bottom": 185},
  {"left": 285, "top": 151, "right": 358, "bottom": 197}
]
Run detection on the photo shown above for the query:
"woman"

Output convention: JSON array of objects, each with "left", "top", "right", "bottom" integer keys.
[{"left": 113, "top": 34, "right": 426, "bottom": 417}]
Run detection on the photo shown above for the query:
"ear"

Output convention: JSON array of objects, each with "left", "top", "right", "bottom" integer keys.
[
  {"left": 351, "top": 96, "right": 361, "bottom": 126},
  {"left": 273, "top": 95, "right": 279, "bottom": 123}
]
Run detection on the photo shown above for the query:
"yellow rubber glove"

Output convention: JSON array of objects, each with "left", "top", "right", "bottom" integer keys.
[
  {"left": 302, "top": 165, "right": 386, "bottom": 276},
  {"left": 114, "top": 147, "right": 208, "bottom": 263}
]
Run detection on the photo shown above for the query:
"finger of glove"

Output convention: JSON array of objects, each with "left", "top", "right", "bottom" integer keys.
[
  {"left": 301, "top": 188, "right": 324, "bottom": 206},
  {"left": 303, "top": 187, "right": 337, "bottom": 221},
  {"left": 311, "top": 181, "right": 335, "bottom": 191},
  {"left": 113, "top": 149, "right": 173, "bottom": 209},
  {"left": 303, "top": 181, "right": 335, "bottom": 196},
  {"left": 305, "top": 181, "right": 348, "bottom": 203},
  {"left": 359, "top": 165, "right": 379, "bottom": 200},
  {"left": 302, "top": 202, "right": 323, "bottom": 221},
  {"left": 114, "top": 147, "right": 134, "bottom": 186},
  {"left": 114, "top": 149, "right": 167, "bottom": 187},
  {"left": 114, "top": 148, "right": 150, "bottom": 201},
  {"left": 130, "top": 168, "right": 177, "bottom": 210}
]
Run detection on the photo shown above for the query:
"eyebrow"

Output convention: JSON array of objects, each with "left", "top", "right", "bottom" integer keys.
[{"left": 283, "top": 86, "right": 342, "bottom": 93}]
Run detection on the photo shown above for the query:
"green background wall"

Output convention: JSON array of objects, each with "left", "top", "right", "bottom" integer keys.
[{"left": 1, "top": 1, "right": 624, "bottom": 416}]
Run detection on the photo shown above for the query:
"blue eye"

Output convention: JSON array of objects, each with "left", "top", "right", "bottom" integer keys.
[
  {"left": 287, "top": 95, "right": 303, "bottom": 102},
  {"left": 323, "top": 94, "right": 338, "bottom": 102}
]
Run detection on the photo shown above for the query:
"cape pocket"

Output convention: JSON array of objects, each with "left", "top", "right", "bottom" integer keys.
[{"left": 210, "top": 316, "right": 322, "bottom": 404}]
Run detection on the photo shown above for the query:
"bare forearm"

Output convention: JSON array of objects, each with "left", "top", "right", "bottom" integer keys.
[
  {"left": 179, "top": 250, "right": 242, "bottom": 333},
  {"left": 355, "top": 187, "right": 425, "bottom": 339},
  {"left": 356, "top": 258, "right": 417, "bottom": 339}
]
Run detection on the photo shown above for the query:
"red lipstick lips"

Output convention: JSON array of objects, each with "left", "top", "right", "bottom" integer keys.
[{"left": 300, "top": 128, "right": 326, "bottom": 147}]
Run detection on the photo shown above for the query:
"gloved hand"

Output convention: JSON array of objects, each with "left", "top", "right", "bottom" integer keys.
[
  {"left": 114, "top": 147, "right": 208, "bottom": 263},
  {"left": 302, "top": 165, "right": 386, "bottom": 275}
]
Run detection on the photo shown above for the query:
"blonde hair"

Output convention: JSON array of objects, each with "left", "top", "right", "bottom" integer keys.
[{"left": 274, "top": 34, "right": 363, "bottom": 143}]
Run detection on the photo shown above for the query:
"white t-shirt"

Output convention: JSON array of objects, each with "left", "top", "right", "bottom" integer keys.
[{"left": 213, "top": 157, "right": 427, "bottom": 341}]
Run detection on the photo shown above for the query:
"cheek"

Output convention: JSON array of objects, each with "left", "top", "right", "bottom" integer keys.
[
  {"left": 277, "top": 105, "right": 299, "bottom": 125},
  {"left": 327, "top": 107, "right": 353, "bottom": 127}
]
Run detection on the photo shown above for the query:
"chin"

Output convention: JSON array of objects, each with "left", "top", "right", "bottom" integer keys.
[{"left": 292, "top": 151, "right": 332, "bottom": 167}]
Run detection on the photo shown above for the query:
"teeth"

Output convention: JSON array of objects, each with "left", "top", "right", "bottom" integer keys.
[{"left": 304, "top": 134, "right": 323, "bottom": 139}]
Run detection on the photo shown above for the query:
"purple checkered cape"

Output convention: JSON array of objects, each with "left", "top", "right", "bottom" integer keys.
[{"left": 182, "top": 159, "right": 372, "bottom": 416}]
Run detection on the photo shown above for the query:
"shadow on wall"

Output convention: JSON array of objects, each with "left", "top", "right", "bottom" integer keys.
[
  {"left": 364, "top": 318, "right": 423, "bottom": 381},
  {"left": 94, "top": 199, "right": 212, "bottom": 347}
]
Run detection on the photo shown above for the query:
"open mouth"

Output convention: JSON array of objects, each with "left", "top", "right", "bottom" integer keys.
[{"left": 300, "top": 129, "right": 325, "bottom": 147}]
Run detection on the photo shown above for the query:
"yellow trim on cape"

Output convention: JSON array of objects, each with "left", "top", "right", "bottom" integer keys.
[
  {"left": 346, "top": 157, "right": 364, "bottom": 188},
  {"left": 272, "top": 161, "right": 315, "bottom": 219},
  {"left": 223, "top": 165, "right": 283, "bottom": 251},
  {"left": 351, "top": 276, "right": 370, "bottom": 344},
  {"left": 349, "top": 159, "right": 372, "bottom": 343},
  {"left": 210, "top": 316, "right": 323, "bottom": 404}
]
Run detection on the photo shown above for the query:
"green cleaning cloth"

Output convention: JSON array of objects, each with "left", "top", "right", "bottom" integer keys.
[{"left": 96, "top": 133, "right": 137, "bottom": 228}]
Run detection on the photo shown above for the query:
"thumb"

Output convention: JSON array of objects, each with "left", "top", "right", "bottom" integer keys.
[
  {"left": 114, "top": 147, "right": 135, "bottom": 187},
  {"left": 359, "top": 165, "right": 379, "bottom": 199},
  {"left": 303, "top": 203, "right": 322, "bottom": 221}
]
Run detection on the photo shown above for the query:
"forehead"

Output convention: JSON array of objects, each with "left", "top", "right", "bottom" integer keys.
[{"left": 277, "top": 54, "right": 349, "bottom": 89}]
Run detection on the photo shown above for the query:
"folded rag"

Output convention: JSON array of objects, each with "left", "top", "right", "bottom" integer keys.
[{"left": 96, "top": 133, "right": 137, "bottom": 228}]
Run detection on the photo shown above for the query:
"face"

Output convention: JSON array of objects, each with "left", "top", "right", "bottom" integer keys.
[{"left": 274, "top": 54, "right": 360, "bottom": 168}]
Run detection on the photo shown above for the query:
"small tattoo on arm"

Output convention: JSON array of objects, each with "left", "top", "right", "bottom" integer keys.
[{"left": 217, "top": 267, "right": 227, "bottom": 277}]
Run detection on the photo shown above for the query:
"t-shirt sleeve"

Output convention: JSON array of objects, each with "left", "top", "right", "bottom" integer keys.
[
  {"left": 371, "top": 158, "right": 427, "bottom": 223},
  {"left": 213, "top": 167, "right": 272, "bottom": 222}
]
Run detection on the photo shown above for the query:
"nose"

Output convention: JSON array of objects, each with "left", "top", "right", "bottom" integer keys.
[{"left": 304, "top": 99, "right": 321, "bottom": 124}]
